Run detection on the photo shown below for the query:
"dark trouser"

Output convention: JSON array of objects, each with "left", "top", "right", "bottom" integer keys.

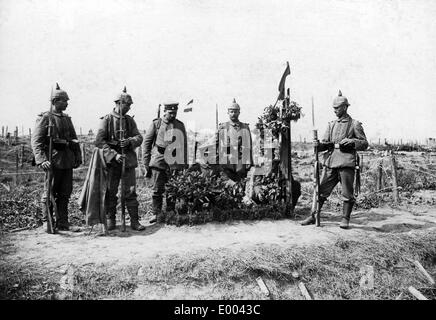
[
  {"left": 319, "top": 167, "right": 355, "bottom": 203},
  {"left": 150, "top": 167, "right": 174, "bottom": 214},
  {"left": 105, "top": 163, "right": 139, "bottom": 218},
  {"left": 41, "top": 168, "right": 73, "bottom": 227}
]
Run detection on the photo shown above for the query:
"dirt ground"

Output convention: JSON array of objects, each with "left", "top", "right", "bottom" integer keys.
[{"left": 2, "top": 193, "right": 436, "bottom": 283}]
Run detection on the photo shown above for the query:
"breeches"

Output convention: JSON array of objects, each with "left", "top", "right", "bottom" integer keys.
[
  {"left": 319, "top": 167, "right": 355, "bottom": 202},
  {"left": 105, "top": 164, "right": 138, "bottom": 209},
  {"left": 150, "top": 168, "right": 169, "bottom": 200},
  {"left": 41, "top": 168, "right": 73, "bottom": 203}
]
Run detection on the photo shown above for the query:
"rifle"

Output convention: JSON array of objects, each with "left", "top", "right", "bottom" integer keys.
[
  {"left": 45, "top": 85, "right": 57, "bottom": 234},
  {"left": 311, "top": 96, "right": 321, "bottom": 227},
  {"left": 119, "top": 92, "right": 127, "bottom": 232},
  {"left": 354, "top": 152, "right": 361, "bottom": 197}
]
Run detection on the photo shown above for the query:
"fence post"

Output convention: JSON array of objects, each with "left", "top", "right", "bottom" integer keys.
[
  {"left": 376, "top": 158, "right": 383, "bottom": 191},
  {"left": 14, "top": 148, "right": 19, "bottom": 186},
  {"left": 21, "top": 144, "right": 25, "bottom": 168},
  {"left": 390, "top": 151, "right": 400, "bottom": 204}
]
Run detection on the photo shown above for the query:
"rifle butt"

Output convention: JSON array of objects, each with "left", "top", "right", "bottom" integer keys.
[
  {"left": 314, "top": 159, "right": 321, "bottom": 227},
  {"left": 46, "top": 198, "right": 55, "bottom": 234},
  {"left": 45, "top": 171, "right": 55, "bottom": 234},
  {"left": 120, "top": 162, "right": 126, "bottom": 232}
]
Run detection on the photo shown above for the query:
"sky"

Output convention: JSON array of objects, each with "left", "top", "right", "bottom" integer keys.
[{"left": 0, "top": 0, "right": 435, "bottom": 143}]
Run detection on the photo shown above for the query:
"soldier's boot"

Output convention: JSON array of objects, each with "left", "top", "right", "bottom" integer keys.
[
  {"left": 301, "top": 197, "right": 326, "bottom": 226},
  {"left": 128, "top": 206, "right": 146, "bottom": 231},
  {"left": 166, "top": 196, "right": 176, "bottom": 214},
  {"left": 339, "top": 201, "right": 354, "bottom": 229},
  {"left": 56, "top": 198, "right": 70, "bottom": 231},
  {"left": 150, "top": 196, "right": 163, "bottom": 223},
  {"left": 107, "top": 207, "right": 116, "bottom": 231}
]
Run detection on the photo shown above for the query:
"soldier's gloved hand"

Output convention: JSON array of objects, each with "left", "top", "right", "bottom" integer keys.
[
  {"left": 115, "top": 154, "right": 126, "bottom": 163},
  {"left": 68, "top": 139, "right": 79, "bottom": 147},
  {"left": 120, "top": 139, "right": 131, "bottom": 148},
  {"left": 40, "top": 161, "right": 51, "bottom": 171},
  {"left": 339, "top": 138, "right": 355, "bottom": 151}
]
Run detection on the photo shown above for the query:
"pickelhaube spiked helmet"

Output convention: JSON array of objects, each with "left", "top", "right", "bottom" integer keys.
[
  {"left": 114, "top": 86, "right": 133, "bottom": 104},
  {"left": 332, "top": 90, "right": 350, "bottom": 107},
  {"left": 228, "top": 98, "right": 240, "bottom": 110},
  {"left": 51, "top": 83, "right": 69, "bottom": 101}
]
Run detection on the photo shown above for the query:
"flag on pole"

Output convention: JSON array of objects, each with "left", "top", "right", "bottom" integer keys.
[
  {"left": 184, "top": 99, "right": 194, "bottom": 112},
  {"left": 278, "top": 61, "right": 290, "bottom": 100}
]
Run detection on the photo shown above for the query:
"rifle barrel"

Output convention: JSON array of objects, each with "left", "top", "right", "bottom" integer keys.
[
  {"left": 120, "top": 105, "right": 126, "bottom": 232},
  {"left": 46, "top": 88, "right": 55, "bottom": 234}
]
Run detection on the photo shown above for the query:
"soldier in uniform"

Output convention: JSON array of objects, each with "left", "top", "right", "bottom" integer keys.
[
  {"left": 143, "top": 102, "right": 188, "bottom": 219},
  {"left": 301, "top": 90, "right": 368, "bottom": 229},
  {"left": 217, "top": 98, "right": 253, "bottom": 184},
  {"left": 95, "top": 87, "right": 145, "bottom": 231},
  {"left": 31, "top": 83, "right": 82, "bottom": 232}
]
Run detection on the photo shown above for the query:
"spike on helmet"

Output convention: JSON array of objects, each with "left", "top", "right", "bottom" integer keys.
[
  {"left": 228, "top": 98, "right": 240, "bottom": 110},
  {"left": 332, "top": 89, "right": 349, "bottom": 107},
  {"left": 114, "top": 86, "right": 133, "bottom": 104},
  {"left": 51, "top": 82, "right": 69, "bottom": 101}
]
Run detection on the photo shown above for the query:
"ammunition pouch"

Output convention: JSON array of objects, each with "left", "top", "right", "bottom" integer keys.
[
  {"left": 339, "top": 143, "right": 355, "bottom": 153},
  {"left": 318, "top": 142, "right": 334, "bottom": 152},
  {"left": 53, "top": 139, "right": 68, "bottom": 150}
]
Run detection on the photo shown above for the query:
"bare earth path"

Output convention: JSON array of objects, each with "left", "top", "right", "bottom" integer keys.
[{"left": 2, "top": 205, "right": 435, "bottom": 272}]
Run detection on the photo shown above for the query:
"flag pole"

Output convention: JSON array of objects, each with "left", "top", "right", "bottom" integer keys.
[
  {"left": 215, "top": 104, "right": 218, "bottom": 130},
  {"left": 287, "top": 87, "right": 293, "bottom": 214}
]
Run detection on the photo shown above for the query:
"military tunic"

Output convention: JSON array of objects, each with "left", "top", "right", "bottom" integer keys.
[
  {"left": 143, "top": 117, "right": 188, "bottom": 170},
  {"left": 95, "top": 109, "right": 143, "bottom": 210},
  {"left": 31, "top": 111, "right": 82, "bottom": 227},
  {"left": 318, "top": 114, "right": 368, "bottom": 202},
  {"left": 95, "top": 110, "right": 143, "bottom": 168},
  {"left": 216, "top": 120, "right": 253, "bottom": 182},
  {"left": 32, "top": 111, "right": 82, "bottom": 169}
]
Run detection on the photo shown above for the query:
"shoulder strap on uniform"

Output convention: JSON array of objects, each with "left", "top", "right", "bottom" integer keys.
[
  {"left": 345, "top": 117, "right": 354, "bottom": 138},
  {"left": 329, "top": 120, "right": 336, "bottom": 141},
  {"left": 156, "top": 118, "right": 162, "bottom": 130}
]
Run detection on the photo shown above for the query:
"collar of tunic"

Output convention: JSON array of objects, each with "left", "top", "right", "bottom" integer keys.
[{"left": 336, "top": 114, "right": 351, "bottom": 123}]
